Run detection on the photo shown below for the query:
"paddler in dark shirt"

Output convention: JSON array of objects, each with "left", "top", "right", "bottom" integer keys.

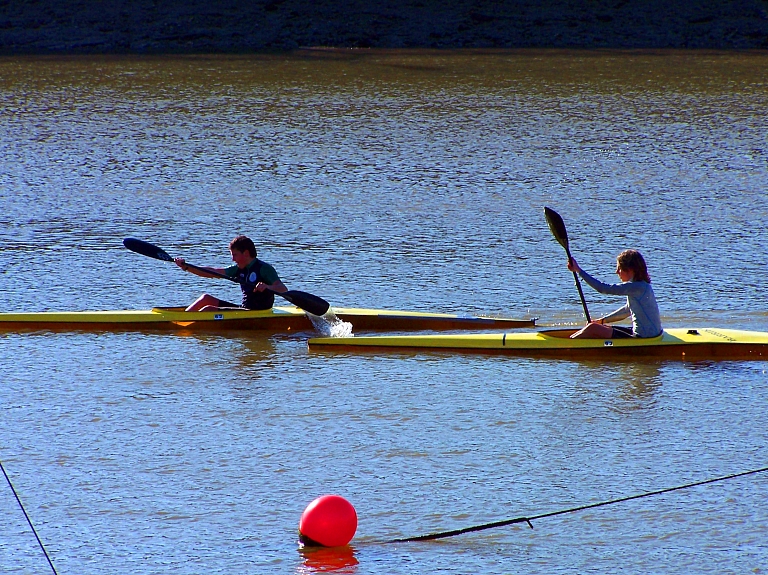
[{"left": 174, "top": 235, "right": 288, "bottom": 311}]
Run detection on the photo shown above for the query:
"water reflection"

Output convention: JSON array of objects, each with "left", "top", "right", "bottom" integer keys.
[
  {"left": 148, "top": 330, "right": 283, "bottom": 371},
  {"left": 575, "top": 360, "right": 663, "bottom": 410},
  {"left": 296, "top": 545, "right": 358, "bottom": 573},
  {"left": 614, "top": 362, "right": 663, "bottom": 405},
  {"left": 234, "top": 333, "right": 280, "bottom": 365}
]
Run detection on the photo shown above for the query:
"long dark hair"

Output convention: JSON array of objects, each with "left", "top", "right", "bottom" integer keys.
[{"left": 617, "top": 249, "right": 651, "bottom": 283}]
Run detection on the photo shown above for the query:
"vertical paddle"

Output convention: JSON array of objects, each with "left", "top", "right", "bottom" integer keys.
[
  {"left": 123, "top": 238, "right": 331, "bottom": 317},
  {"left": 543, "top": 207, "right": 591, "bottom": 323}
]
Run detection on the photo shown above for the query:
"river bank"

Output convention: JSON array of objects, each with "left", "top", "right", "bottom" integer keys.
[{"left": 1, "top": 0, "right": 767, "bottom": 53}]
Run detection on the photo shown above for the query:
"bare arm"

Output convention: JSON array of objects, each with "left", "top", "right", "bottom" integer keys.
[{"left": 174, "top": 257, "right": 226, "bottom": 279}]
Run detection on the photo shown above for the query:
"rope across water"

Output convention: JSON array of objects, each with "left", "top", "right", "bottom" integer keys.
[
  {"left": 387, "top": 466, "right": 768, "bottom": 543},
  {"left": 1, "top": 459, "right": 59, "bottom": 575},
  {"left": 4, "top": 453, "right": 766, "bottom": 561}
]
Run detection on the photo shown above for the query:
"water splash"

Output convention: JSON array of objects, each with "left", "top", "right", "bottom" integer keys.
[{"left": 307, "top": 309, "right": 354, "bottom": 337}]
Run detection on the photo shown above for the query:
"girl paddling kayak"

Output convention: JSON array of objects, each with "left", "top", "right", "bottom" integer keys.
[{"left": 567, "top": 249, "right": 662, "bottom": 339}]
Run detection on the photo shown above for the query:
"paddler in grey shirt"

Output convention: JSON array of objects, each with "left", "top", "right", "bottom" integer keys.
[{"left": 567, "top": 249, "right": 662, "bottom": 339}]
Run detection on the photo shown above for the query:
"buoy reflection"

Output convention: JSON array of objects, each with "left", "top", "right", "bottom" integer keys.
[{"left": 297, "top": 544, "right": 358, "bottom": 573}]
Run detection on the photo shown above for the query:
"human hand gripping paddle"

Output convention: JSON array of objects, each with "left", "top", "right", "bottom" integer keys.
[
  {"left": 543, "top": 207, "right": 591, "bottom": 323},
  {"left": 123, "top": 238, "right": 330, "bottom": 317}
]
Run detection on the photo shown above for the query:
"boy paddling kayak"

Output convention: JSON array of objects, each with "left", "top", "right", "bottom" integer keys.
[{"left": 174, "top": 235, "right": 288, "bottom": 312}]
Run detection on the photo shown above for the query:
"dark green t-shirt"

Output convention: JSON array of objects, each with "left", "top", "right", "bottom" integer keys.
[{"left": 224, "top": 258, "right": 280, "bottom": 309}]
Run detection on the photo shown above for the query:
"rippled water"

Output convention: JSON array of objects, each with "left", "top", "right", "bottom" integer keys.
[{"left": 1, "top": 51, "right": 767, "bottom": 574}]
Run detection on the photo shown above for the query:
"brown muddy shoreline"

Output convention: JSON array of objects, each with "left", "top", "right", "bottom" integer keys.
[{"left": 1, "top": 0, "right": 767, "bottom": 54}]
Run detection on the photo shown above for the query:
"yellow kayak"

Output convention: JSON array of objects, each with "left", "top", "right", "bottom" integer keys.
[
  {"left": 308, "top": 327, "right": 768, "bottom": 361},
  {"left": 0, "top": 306, "right": 535, "bottom": 333}
]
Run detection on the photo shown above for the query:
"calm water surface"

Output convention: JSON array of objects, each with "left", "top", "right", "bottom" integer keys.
[{"left": 1, "top": 50, "right": 767, "bottom": 574}]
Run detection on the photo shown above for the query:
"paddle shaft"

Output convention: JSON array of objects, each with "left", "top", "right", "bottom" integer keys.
[{"left": 565, "top": 248, "right": 591, "bottom": 323}]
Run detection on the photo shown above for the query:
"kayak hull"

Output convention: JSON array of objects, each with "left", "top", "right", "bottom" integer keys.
[
  {"left": 0, "top": 306, "right": 535, "bottom": 333},
  {"left": 308, "top": 328, "right": 768, "bottom": 361}
]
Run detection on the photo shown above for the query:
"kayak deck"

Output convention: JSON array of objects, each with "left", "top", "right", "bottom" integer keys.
[
  {"left": 0, "top": 306, "right": 535, "bottom": 333},
  {"left": 308, "top": 328, "right": 768, "bottom": 361}
]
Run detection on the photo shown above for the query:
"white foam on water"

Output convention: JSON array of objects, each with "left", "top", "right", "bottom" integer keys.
[{"left": 307, "top": 310, "right": 354, "bottom": 337}]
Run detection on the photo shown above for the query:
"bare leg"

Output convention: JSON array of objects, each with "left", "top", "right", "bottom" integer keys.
[
  {"left": 185, "top": 294, "right": 220, "bottom": 312},
  {"left": 570, "top": 322, "right": 615, "bottom": 339}
]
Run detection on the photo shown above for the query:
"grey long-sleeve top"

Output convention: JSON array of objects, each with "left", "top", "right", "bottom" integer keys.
[{"left": 577, "top": 268, "right": 663, "bottom": 338}]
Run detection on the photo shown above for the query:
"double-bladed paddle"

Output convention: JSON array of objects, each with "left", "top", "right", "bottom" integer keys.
[
  {"left": 123, "top": 238, "right": 331, "bottom": 317},
  {"left": 543, "top": 207, "right": 591, "bottom": 323}
]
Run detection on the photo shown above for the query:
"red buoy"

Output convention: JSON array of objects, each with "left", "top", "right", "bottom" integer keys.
[{"left": 298, "top": 495, "right": 357, "bottom": 547}]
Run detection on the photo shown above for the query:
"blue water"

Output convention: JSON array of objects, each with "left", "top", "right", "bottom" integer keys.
[{"left": 1, "top": 51, "right": 767, "bottom": 574}]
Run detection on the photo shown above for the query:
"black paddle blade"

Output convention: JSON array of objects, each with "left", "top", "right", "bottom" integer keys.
[
  {"left": 277, "top": 290, "right": 330, "bottom": 317},
  {"left": 123, "top": 238, "right": 174, "bottom": 262},
  {"left": 543, "top": 208, "right": 591, "bottom": 322},
  {"left": 544, "top": 207, "right": 570, "bottom": 252}
]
